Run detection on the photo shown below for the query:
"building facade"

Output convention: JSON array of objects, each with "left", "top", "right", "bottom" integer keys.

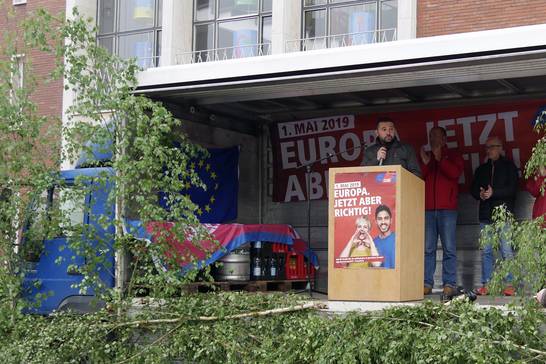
[
  {"left": 5, "top": 0, "right": 546, "bottom": 292},
  {"left": 1, "top": 0, "right": 65, "bottom": 132}
]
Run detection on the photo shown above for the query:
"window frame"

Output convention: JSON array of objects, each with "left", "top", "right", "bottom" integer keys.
[
  {"left": 20, "top": 184, "right": 89, "bottom": 263},
  {"left": 97, "top": 0, "right": 163, "bottom": 68},
  {"left": 54, "top": 185, "right": 88, "bottom": 237},
  {"left": 301, "top": 0, "right": 397, "bottom": 48},
  {"left": 192, "top": 0, "right": 272, "bottom": 56},
  {"left": 9, "top": 54, "right": 24, "bottom": 105}
]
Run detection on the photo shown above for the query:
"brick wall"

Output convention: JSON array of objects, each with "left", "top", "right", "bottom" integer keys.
[
  {"left": 0, "top": 0, "right": 66, "bottom": 164},
  {"left": 418, "top": 0, "right": 546, "bottom": 37},
  {"left": 0, "top": 0, "right": 66, "bottom": 119}
]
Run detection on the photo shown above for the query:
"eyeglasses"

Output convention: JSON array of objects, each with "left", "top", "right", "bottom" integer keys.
[{"left": 485, "top": 144, "right": 501, "bottom": 149}]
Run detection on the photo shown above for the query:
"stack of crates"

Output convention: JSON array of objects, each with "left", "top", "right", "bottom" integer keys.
[
  {"left": 251, "top": 242, "right": 315, "bottom": 281},
  {"left": 285, "top": 252, "right": 316, "bottom": 280},
  {"left": 272, "top": 243, "right": 315, "bottom": 280},
  {"left": 271, "top": 243, "right": 287, "bottom": 280}
]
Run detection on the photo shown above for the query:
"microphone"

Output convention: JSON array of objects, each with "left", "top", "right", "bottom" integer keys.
[{"left": 378, "top": 144, "right": 389, "bottom": 166}]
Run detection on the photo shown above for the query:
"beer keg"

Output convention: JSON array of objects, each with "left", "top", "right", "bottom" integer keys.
[{"left": 213, "top": 248, "right": 250, "bottom": 281}]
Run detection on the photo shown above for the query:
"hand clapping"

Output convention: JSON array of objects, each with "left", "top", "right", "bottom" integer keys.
[{"left": 479, "top": 185, "right": 493, "bottom": 200}]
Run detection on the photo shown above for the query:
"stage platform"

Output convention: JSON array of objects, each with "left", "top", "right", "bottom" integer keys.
[{"left": 299, "top": 289, "right": 524, "bottom": 314}]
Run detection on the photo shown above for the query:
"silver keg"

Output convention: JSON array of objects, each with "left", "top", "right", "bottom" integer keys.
[{"left": 213, "top": 248, "right": 250, "bottom": 281}]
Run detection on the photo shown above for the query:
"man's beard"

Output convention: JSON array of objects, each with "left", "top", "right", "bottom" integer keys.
[{"left": 379, "top": 135, "right": 394, "bottom": 144}]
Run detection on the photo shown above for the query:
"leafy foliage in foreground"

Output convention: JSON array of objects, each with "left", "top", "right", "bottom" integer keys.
[
  {"left": 481, "top": 206, "right": 545, "bottom": 296},
  {"left": 524, "top": 111, "right": 546, "bottom": 185},
  {"left": 0, "top": 292, "right": 544, "bottom": 364}
]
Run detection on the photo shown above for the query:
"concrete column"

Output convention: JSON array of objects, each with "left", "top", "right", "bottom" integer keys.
[
  {"left": 397, "top": 0, "right": 417, "bottom": 40},
  {"left": 66, "top": 0, "right": 96, "bottom": 21},
  {"left": 62, "top": 0, "right": 98, "bottom": 170},
  {"left": 161, "top": 0, "right": 193, "bottom": 66},
  {"left": 271, "top": 0, "right": 302, "bottom": 54}
]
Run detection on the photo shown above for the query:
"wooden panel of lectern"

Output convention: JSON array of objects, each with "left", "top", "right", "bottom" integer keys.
[{"left": 328, "top": 165, "right": 424, "bottom": 302}]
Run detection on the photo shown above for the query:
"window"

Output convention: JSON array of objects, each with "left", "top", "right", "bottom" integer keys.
[
  {"left": 302, "top": 0, "right": 397, "bottom": 50},
  {"left": 10, "top": 55, "right": 24, "bottom": 105},
  {"left": 55, "top": 187, "right": 86, "bottom": 234},
  {"left": 13, "top": 0, "right": 27, "bottom": 5},
  {"left": 21, "top": 186, "right": 86, "bottom": 262},
  {"left": 192, "top": 0, "right": 272, "bottom": 62},
  {"left": 97, "top": 0, "right": 163, "bottom": 69},
  {"left": 20, "top": 190, "right": 50, "bottom": 262}
]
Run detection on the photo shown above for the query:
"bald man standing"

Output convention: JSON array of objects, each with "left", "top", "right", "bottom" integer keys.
[{"left": 471, "top": 136, "right": 519, "bottom": 296}]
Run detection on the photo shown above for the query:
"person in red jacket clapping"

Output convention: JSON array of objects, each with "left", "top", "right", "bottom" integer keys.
[
  {"left": 420, "top": 127, "right": 464, "bottom": 297},
  {"left": 526, "top": 165, "right": 545, "bottom": 306},
  {"left": 525, "top": 165, "right": 546, "bottom": 221}
]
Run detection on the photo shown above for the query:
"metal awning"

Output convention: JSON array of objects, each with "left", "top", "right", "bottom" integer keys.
[{"left": 135, "top": 24, "right": 546, "bottom": 134}]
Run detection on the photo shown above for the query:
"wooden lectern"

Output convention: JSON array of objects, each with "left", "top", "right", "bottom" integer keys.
[{"left": 328, "top": 165, "right": 424, "bottom": 302}]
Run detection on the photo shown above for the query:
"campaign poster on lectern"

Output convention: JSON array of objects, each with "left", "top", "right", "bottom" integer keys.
[{"left": 333, "top": 171, "right": 397, "bottom": 269}]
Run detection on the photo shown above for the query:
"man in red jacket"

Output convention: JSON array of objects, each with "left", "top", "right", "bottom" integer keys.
[
  {"left": 525, "top": 166, "right": 546, "bottom": 221},
  {"left": 420, "top": 127, "right": 464, "bottom": 297},
  {"left": 526, "top": 166, "right": 545, "bottom": 306}
]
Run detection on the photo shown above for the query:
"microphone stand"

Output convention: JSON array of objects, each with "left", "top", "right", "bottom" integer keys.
[{"left": 295, "top": 141, "right": 367, "bottom": 297}]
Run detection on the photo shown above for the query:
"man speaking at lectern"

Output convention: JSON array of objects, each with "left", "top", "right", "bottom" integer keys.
[{"left": 362, "top": 117, "right": 422, "bottom": 178}]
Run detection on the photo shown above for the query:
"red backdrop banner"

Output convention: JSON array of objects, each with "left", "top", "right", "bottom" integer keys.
[{"left": 270, "top": 100, "right": 544, "bottom": 202}]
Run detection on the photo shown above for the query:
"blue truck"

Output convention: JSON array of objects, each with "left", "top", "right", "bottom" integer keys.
[
  {"left": 20, "top": 164, "right": 318, "bottom": 314},
  {"left": 22, "top": 167, "right": 116, "bottom": 314}
]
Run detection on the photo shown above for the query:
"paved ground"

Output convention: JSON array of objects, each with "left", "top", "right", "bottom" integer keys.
[{"left": 297, "top": 289, "right": 521, "bottom": 314}]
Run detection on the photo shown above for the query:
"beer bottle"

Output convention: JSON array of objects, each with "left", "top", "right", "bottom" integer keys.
[
  {"left": 252, "top": 256, "right": 262, "bottom": 280},
  {"left": 270, "top": 256, "right": 277, "bottom": 279}
]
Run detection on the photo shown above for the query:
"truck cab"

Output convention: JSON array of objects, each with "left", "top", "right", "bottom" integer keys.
[{"left": 21, "top": 167, "right": 115, "bottom": 314}]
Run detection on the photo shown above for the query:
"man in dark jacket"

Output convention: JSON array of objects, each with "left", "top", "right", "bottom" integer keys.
[
  {"left": 471, "top": 136, "right": 518, "bottom": 296},
  {"left": 362, "top": 117, "right": 422, "bottom": 178},
  {"left": 420, "top": 127, "right": 464, "bottom": 297}
]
